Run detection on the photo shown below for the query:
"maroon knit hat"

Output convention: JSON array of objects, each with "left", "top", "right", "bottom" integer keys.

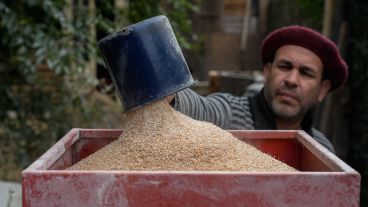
[{"left": 261, "top": 25, "right": 348, "bottom": 92}]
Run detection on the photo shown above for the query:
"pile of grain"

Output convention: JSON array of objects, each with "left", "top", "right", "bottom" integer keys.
[{"left": 69, "top": 99, "right": 296, "bottom": 171}]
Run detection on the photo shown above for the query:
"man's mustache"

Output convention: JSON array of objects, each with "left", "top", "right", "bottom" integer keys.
[{"left": 276, "top": 87, "right": 301, "bottom": 102}]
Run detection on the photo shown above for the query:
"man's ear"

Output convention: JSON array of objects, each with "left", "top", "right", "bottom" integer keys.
[
  {"left": 263, "top": 63, "right": 272, "bottom": 80},
  {"left": 318, "top": 80, "right": 331, "bottom": 102}
]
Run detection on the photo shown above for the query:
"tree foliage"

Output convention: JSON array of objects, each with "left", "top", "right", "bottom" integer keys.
[
  {"left": 0, "top": 0, "right": 200, "bottom": 181},
  {"left": 298, "top": 0, "right": 324, "bottom": 29},
  {"left": 0, "top": 0, "right": 107, "bottom": 180},
  {"left": 128, "top": 0, "right": 200, "bottom": 49}
]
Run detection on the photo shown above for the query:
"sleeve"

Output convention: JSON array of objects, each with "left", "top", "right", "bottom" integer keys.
[
  {"left": 173, "top": 88, "right": 234, "bottom": 129},
  {"left": 311, "top": 128, "right": 335, "bottom": 153}
]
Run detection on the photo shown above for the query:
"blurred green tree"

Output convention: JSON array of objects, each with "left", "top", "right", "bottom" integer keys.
[{"left": 0, "top": 0, "right": 200, "bottom": 181}]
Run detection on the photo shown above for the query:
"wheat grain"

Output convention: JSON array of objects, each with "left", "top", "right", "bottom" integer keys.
[{"left": 69, "top": 99, "right": 296, "bottom": 172}]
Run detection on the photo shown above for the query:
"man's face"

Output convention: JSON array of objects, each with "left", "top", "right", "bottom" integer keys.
[{"left": 263, "top": 45, "right": 331, "bottom": 122}]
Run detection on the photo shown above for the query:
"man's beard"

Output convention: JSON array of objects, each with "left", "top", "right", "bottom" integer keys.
[
  {"left": 270, "top": 97, "right": 306, "bottom": 121},
  {"left": 266, "top": 86, "right": 307, "bottom": 121}
]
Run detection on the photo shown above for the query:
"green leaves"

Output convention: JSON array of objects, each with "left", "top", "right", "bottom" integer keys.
[
  {"left": 127, "top": 0, "right": 201, "bottom": 50},
  {"left": 0, "top": 0, "right": 103, "bottom": 78},
  {"left": 298, "top": 0, "right": 323, "bottom": 29},
  {"left": 0, "top": 0, "right": 106, "bottom": 176},
  {"left": 0, "top": 0, "right": 201, "bottom": 181}
]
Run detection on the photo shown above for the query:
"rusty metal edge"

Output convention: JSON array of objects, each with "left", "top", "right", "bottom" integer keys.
[
  {"left": 296, "top": 130, "right": 360, "bottom": 175},
  {"left": 22, "top": 128, "right": 81, "bottom": 172}
]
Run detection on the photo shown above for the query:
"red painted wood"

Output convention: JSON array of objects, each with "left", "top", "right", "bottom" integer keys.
[{"left": 22, "top": 129, "right": 361, "bottom": 207}]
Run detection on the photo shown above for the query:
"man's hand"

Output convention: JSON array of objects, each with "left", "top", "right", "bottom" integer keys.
[{"left": 165, "top": 94, "right": 176, "bottom": 106}]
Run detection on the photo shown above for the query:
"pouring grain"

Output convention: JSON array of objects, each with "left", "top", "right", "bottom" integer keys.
[{"left": 69, "top": 99, "right": 296, "bottom": 171}]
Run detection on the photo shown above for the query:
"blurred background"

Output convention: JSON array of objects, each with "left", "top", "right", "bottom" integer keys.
[{"left": 0, "top": 0, "right": 368, "bottom": 206}]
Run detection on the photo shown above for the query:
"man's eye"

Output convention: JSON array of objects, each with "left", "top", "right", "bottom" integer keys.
[
  {"left": 278, "top": 64, "right": 290, "bottom": 70},
  {"left": 301, "top": 70, "right": 314, "bottom": 78}
]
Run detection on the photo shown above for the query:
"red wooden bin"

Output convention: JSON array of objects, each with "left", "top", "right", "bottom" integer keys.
[{"left": 22, "top": 128, "right": 360, "bottom": 207}]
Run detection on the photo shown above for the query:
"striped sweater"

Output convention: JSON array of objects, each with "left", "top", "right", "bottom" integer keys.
[{"left": 174, "top": 88, "right": 335, "bottom": 153}]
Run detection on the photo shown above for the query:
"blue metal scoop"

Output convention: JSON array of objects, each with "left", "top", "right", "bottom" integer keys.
[{"left": 98, "top": 15, "right": 196, "bottom": 112}]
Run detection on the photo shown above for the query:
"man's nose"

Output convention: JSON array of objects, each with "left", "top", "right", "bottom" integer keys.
[{"left": 284, "top": 69, "right": 299, "bottom": 87}]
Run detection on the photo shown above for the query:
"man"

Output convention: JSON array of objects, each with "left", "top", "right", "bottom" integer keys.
[{"left": 171, "top": 25, "right": 348, "bottom": 153}]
